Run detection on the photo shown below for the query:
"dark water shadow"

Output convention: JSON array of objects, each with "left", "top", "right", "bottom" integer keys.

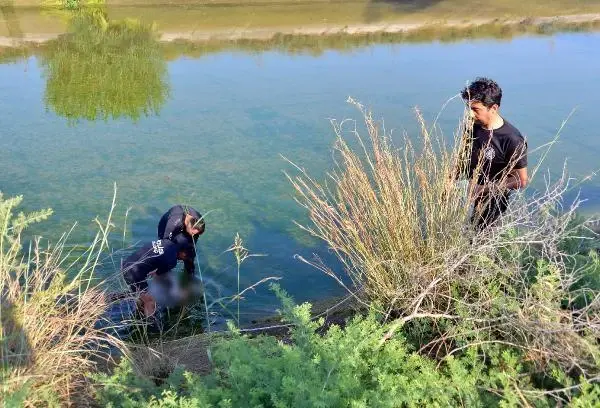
[
  {"left": 364, "top": 0, "right": 443, "bottom": 23},
  {"left": 375, "top": 0, "right": 443, "bottom": 10},
  {"left": 0, "top": 298, "right": 31, "bottom": 370},
  {"left": 0, "top": 298, "right": 32, "bottom": 405}
]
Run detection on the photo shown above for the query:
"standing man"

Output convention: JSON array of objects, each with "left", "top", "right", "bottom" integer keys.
[
  {"left": 461, "top": 77, "right": 528, "bottom": 230},
  {"left": 157, "top": 205, "right": 205, "bottom": 276}
]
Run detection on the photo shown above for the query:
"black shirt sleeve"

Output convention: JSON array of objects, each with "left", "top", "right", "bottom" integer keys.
[
  {"left": 122, "top": 240, "right": 178, "bottom": 291},
  {"left": 183, "top": 257, "right": 195, "bottom": 276},
  {"left": 158, "top": 205, "right": 202, "bottom": 241},
  {"left": 170, "top": 233, "right": 196, "bottom": 275},
  {"left": 505, "top": 133, "right": 528, "bottom": 170},
  {"left": 158, "top": 206, "right": 186, "bottom": 240},
  {"left": 158, "top": 205, "right": 202, "bottom": 276}
]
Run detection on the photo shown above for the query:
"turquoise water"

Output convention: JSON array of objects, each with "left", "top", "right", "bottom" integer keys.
[{"left": 2, "top": 26, "right": 600, "bottom": 322}]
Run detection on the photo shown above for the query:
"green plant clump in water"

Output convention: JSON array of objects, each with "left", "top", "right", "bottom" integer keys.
[{"left": 39, "top": 10, "right": 169, "bottom": 123}]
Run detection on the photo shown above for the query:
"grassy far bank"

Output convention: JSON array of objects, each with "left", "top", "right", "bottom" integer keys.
[
  {"left": 3, "top": 0, "right": 600, "bottom": 39},
  {"left": 3, "top": 14, "right": 600, "bottom": 66},
  {"left": 3, "top": 0, "right": 600, "bottom": 67},
  {"left": 159, "top": 18, "right": 600, "bottom": 58}
]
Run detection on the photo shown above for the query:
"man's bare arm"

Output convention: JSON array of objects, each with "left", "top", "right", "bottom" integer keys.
[
  {"left": 471, "top": 167, "right": 528, "bottom": 198},
  {"left": 505, "top": 167, "right": 528, "bottom": 190}
]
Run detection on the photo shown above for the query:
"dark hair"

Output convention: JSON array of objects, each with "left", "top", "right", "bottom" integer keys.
[
  {"left": 461, "top": 77, "right": 502, "bottom": 108},
  {"left": 183, "top": 206, "right": 206, "bottom": 235},
  {"left": 189, "top": 216, "right": 205, "bottom": 235}
]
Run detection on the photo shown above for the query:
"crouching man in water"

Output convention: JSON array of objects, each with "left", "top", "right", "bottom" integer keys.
[
  {"left": 121, "top": 239, "right": 191, "bottom": 317},
  {"left": 461, "top": 77, "right": 529, "bottom": 230},
  {"left": 158, "top": 205, "right": 205, "bottom": 277}
]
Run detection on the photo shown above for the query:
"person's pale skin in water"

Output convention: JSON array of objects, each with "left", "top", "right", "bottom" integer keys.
[
  {"left": 138, "top": 249, "right": 191, "bottom": 317},
  {"left": 121, "top": 239, "right": 193, "bottom": 317}
]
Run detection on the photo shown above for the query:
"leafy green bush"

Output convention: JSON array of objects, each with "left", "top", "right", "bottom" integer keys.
[{"left": 93, "top": 284, "right": 600, "bottom": 407}]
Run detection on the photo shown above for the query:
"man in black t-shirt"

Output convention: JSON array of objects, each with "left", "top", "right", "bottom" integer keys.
[
  {"left": 460, "top": 77, "right": 528, "bottom": 230},
  {"left": 157, "top": 205, "right": 205, "bottom": 276}
]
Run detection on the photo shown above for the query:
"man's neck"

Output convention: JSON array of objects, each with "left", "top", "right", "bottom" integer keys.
[{"left": 483, "top": 115, "right": 504, "bottom": 131}]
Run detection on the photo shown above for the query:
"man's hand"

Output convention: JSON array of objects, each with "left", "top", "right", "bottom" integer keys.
[{"left": 507, "top": 167, "right": 528, "bottom": 190}]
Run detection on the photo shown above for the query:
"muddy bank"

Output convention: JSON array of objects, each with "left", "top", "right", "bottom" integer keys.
[{"left": 126, "top": 294, "right": 361, "bottom": 376}]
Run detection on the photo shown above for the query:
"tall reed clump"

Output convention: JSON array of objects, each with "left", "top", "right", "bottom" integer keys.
[
  {"left": 288, "top": 98, "right": 600, "bottom": 378},
  {"left": 288, "top": 97, "right": 475, "bottom": 312},
  {"left": 0, "top": 191, "right": 127, "bottom": 406}
]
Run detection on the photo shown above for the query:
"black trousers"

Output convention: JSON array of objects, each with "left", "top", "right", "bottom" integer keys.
[{"left": 471, "top": 191, "right": 511, "bottom": 230}]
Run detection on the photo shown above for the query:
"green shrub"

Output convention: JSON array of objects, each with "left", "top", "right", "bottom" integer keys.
[{"left": 93, "top": 284, "right": 600, "bottom": 407}]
